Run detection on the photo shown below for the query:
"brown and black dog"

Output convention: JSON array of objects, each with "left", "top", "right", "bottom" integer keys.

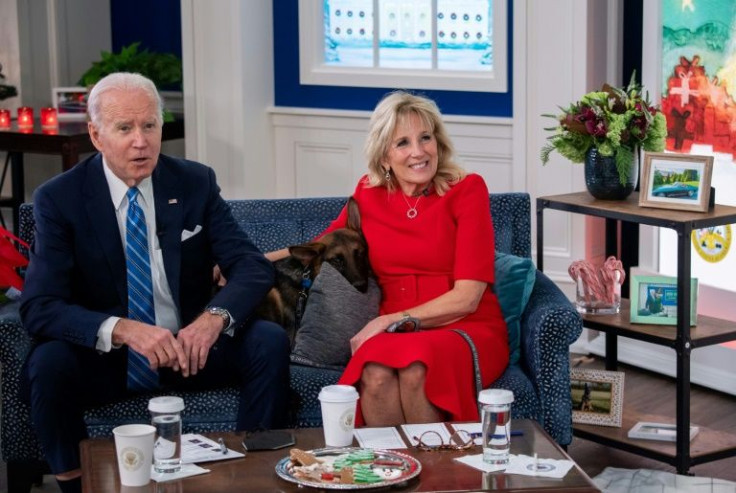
[{"left": 255, "top": 198, "right": 371, "bottom": 344}]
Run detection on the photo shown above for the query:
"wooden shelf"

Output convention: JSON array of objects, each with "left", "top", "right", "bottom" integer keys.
[
  {"left": 581, "top": 299, "right": 736, "bottom": 348},
  {"left": 538, "top": 192, "right": 736, "bottom": 230},
  {"left": 574, "top": 412, "right": 736, "bottom": 467},
  {"left": 537, "top": 191, "right": 736, "bottom": 474}
]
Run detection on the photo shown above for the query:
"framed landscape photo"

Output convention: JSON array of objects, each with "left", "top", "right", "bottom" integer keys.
[
  {"left": 639, "top": 152, "right": 713, "bottom": 212},
  {"left": 570, "top": 368, "right": 624, "bottom": 427},
  {"left": 630, "top": 275, "right": 698, "bottom": 326},
  {"left": 52, "top": 86, "right": 88, "bottom": 121}
]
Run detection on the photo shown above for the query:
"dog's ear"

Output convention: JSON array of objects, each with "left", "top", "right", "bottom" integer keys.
[
  {"left": 289, "top": 243, "right": 326, "bottom": 266},
  {"left": 346, "top": 197, "right": 362, "bottom": 232}
]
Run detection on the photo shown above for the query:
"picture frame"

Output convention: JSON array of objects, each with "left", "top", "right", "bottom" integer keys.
[
  {"left": 639, "top": 152, "right": 713, "bottom": 212},
  {"left": 570, "top": 368, "right": 624, "bottom": 427},
  {"left": 52, "top": 86, "right": 88, "bottom": 121},
  {"left": 627, "top": 421, "right": 699, "bottom": 442},
  {"left": 630, "top": 274, "right": 698, "bottom": 326}
]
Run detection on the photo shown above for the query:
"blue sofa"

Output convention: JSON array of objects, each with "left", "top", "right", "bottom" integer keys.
[{"left": 0, "top": 193, "right": 582, "bottom": 491}]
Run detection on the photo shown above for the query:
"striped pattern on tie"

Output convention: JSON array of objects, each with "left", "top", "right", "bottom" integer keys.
[{"left": 126, "top": 187, "right": 159, "bottom": 392}]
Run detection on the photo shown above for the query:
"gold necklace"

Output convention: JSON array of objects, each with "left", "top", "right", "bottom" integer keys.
[{"left": 402, "top": 193, "right": 422, "bottom": 219}]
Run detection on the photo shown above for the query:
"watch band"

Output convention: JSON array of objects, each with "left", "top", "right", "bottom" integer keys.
[
  {"left": 207, "top": 306, "right": 231, "bottom": 331},
  {"left": 386, "top": 312, "right": 421, "bottom": 333}
]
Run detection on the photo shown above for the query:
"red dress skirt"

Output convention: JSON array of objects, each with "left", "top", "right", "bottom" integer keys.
[{"left": 323, "top": 174, "right": 509, "bottom": 424}]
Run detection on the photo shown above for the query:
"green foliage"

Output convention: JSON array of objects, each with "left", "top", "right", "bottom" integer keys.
[
  {"left": 78, "top": 43, "right": 182, "bottom": 121},
  {"left": 78, "top": 42, "right": 182, "bottom": 89},
  {"left": 541, "top": 72, "right": 667, "bottom": 186}
]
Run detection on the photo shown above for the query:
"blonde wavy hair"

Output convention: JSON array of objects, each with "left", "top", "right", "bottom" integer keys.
[{"left": 363, "top": 91, "right": 466, "bottom": 195}]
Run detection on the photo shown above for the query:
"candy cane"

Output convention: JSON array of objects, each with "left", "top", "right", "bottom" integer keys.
[{"left": 569, "top": 257, "right": 624, "bottom": 305}]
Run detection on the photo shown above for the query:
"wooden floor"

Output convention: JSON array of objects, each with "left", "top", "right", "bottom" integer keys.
[{"left": 566, "top": 354, "right": 736, "bottom": 483}]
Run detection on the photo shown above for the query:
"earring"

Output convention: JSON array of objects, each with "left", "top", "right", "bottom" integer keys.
[{"left": 384, "top": 168, "right": 391, "bottom": 182}]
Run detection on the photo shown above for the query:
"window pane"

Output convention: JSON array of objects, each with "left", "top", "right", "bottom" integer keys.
[
  {"left": 379, "top": 0, "right": 432, "bottom": 69},
  {"left": 324, "top": 0, "right": 374, "bottom": 67},
  {"left": 437, "top": 0, "right": 492, "bottom": 71}
]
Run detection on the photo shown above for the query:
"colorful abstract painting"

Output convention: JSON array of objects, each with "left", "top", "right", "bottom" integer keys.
[{"left": 660, "top": 0, "right": 736, "bottom": 156}]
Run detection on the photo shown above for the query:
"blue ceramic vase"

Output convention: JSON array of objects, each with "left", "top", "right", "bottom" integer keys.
[{"left": 584, "top": 147, "right": 638, "bottom": 200}]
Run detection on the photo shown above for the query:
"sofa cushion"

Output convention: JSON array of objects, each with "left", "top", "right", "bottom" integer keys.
[
  {"left": 495, "top": 251, "right": 536, "bottom": 365},
  {"left": 291, "top": 262, "right": 381, "bottom": 368}
]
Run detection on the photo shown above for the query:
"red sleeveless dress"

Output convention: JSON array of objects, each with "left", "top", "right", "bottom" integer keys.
[{"left": 322, "top": 173, "right": 509, "bottom": 424}]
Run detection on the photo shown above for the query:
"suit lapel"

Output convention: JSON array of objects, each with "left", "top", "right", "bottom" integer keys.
[
  {"left": 82, "top": 155, "right": 128, "bottom": 304},
  {"left": 152, "top": 159, "right": 184, "bottom": 310}
]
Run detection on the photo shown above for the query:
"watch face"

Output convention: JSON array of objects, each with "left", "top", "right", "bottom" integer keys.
[{"left": 208, "top": 307, "right": 230, "bottom": 326}]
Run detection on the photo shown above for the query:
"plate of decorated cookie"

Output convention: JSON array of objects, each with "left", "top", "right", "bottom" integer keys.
[{"left": 276, "top": 447, "right": 422, "bottom": 489}]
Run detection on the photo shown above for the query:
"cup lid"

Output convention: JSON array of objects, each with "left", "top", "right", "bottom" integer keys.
[
  {"left": 478, "top": 389, "right": 514, "bottom": 405},
  {"left": 318, "top": 385, "right": 359, "bottom": 403},
  {"left": 148, "top": 396, "right": 185, "bottom": 413}
]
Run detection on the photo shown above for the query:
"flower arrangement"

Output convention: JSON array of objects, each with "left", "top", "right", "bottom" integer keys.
[{"left": 541, "top": 73, "right": 667, "bottom": 185}]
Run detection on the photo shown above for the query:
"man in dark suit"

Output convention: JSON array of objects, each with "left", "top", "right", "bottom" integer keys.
[{"left": 20, "top": 72, "right": 290, "bottom": 493}]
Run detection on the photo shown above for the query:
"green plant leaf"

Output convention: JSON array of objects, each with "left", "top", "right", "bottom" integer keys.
[{"left": 77, "top": 42, "right": 182, "bottom": 90}]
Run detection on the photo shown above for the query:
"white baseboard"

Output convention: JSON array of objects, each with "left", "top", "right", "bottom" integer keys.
[{"left": 585, "top": 334, "right": 736, "bottom": 396}]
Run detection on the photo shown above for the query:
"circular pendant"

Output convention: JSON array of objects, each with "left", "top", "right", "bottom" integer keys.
[{"left": 406, "top": 208, "right": 418, "bottom": 219}]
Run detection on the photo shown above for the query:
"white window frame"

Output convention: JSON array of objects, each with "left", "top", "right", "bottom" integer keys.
[{"left": 298, "top": 0, "right": 508, "bottom": 93}]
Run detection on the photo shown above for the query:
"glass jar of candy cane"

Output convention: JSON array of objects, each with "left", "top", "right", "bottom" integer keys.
[
  {"left": 575, "top": 276, "right": 621, "bottom": 314},
  {"left": 570, "top": 256, "right": 624, "bottom": 315}
]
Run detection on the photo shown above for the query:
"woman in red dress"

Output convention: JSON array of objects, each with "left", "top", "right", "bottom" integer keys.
[{"left": 318, "top": 91, "right": 509, "bottom": 426}]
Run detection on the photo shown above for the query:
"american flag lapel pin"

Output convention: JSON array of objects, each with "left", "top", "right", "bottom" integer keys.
[{"left": 168, "top": 198, "right": 178, "bottom": 205}]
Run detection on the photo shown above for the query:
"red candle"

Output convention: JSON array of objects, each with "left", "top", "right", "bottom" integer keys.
[
  {"left": 17, "top": 106, "right": 34, "bottom": 130},
  {"left": 0, "top": 109, "right": 10, "bottom": 130},
  {"left": 41, "top": 107, "right": 58, "bottom": 129}
]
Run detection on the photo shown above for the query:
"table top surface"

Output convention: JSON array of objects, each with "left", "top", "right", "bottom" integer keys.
[
  {"left": 80, "top": 419, "right": 600, "bottom": 493},
  {"left": 0, "top": 117, "right": 184, "bottom": 149}
]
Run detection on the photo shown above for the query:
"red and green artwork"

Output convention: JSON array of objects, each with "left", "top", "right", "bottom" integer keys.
[{"left": 660, "top": 0, "right": 736, "bottom": 156}]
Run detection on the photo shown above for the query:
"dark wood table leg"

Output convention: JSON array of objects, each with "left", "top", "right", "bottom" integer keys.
[{"left": 9, "top": 151, "right": 24, "bottom": 235}]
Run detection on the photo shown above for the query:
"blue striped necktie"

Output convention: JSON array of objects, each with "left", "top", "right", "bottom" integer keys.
[{"left": 126, "top": 187, "right": 159, "bottom": 391}]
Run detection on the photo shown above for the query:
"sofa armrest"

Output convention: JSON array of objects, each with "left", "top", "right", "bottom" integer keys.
[
  {"left": 0, "top": 301, "right": 43, "bottom": 462},
  {"left": 519, "top": 271, "right": 582, "bottom": 445},
  {"left": 0, "top": 302, "right": 32, "bottom": 374}
]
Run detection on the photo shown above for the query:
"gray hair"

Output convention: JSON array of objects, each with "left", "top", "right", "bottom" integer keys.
[
  {"left": 87, "top": 72, "right": 164, "bottom": 126},
  {"left": 363, "top": 91, "right": 465, "bottom": 196}
]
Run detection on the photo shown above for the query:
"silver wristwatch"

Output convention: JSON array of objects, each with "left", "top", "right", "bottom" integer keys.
[{"left": 207, "top": 306, "right": 231, "bottom": 331}]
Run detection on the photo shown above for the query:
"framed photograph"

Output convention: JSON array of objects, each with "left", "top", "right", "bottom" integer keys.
[
  {"left": 52, "top": 86, "right": 88, "bottom": 121},
  {"left": 630, "top": 275, "right": 698, "bottom": 326},
  {"left": 639, "top": 152, "right": 713, "bottom": 212},
  {"left": 627, "top": 421, "right": 699, "bottom": 442},
  {"left": 570, "top": 368, "right": 624, "bottom": 427}
]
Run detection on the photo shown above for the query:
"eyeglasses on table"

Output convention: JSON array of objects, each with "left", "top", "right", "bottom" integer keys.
[{"left": 412, "top": 429, "right": 475, "bottom": 451}]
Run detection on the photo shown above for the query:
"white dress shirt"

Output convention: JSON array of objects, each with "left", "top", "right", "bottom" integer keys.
[{"left": 96, "top": 160, "right": 180, "bottom": 352}]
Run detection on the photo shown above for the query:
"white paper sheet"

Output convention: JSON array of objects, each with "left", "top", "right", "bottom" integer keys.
[
  {"left": 451, "top": 422, "right": 484, "bottom": 445},
  {"left": 400, "top": 422, "right": 450, "bottom": 447},
  {"left": 455, "top": 453, "right": 574, "bottom": 479},
  {"left": 353, "top": 427, "right": 407, "bottom": 449},
  {"left": 151, "top": 463, "right": 209, "bottom": 482},
  {"left": 504, "top": 454, "right": 574, "bottom": 478},
  {"left": 181, "top": 433, "right": 245, "bottom": 463}
]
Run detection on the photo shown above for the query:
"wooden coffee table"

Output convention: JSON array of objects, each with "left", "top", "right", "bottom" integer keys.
[{"left": 80, "top": 419, "right": 600, "bottom": 492}]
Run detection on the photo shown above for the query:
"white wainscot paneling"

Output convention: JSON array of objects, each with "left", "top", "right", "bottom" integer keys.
[
  {"left": 271, "top": 108, "right": 514, "bottom": 199},
  {"left": 271, "top": 108, "right": 368, "bottom": 198},
  {"left": 449, "top": 119, "right": 514, "bottom": 193},
  {"left": 586, "top": 335, "right": 736, "bottom": 396},
  {"left": 294, "top": 142, "right": 354, "bottom": 197}
]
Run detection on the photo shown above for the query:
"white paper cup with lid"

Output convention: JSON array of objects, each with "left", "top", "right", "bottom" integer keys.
[{"left": 318, "top": 385, "right": 359, "bottom": 447}]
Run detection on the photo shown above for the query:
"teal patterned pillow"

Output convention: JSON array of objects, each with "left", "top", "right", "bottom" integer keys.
[{"left": 495, "top": 251, "right": 536, "bottom": 365}]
